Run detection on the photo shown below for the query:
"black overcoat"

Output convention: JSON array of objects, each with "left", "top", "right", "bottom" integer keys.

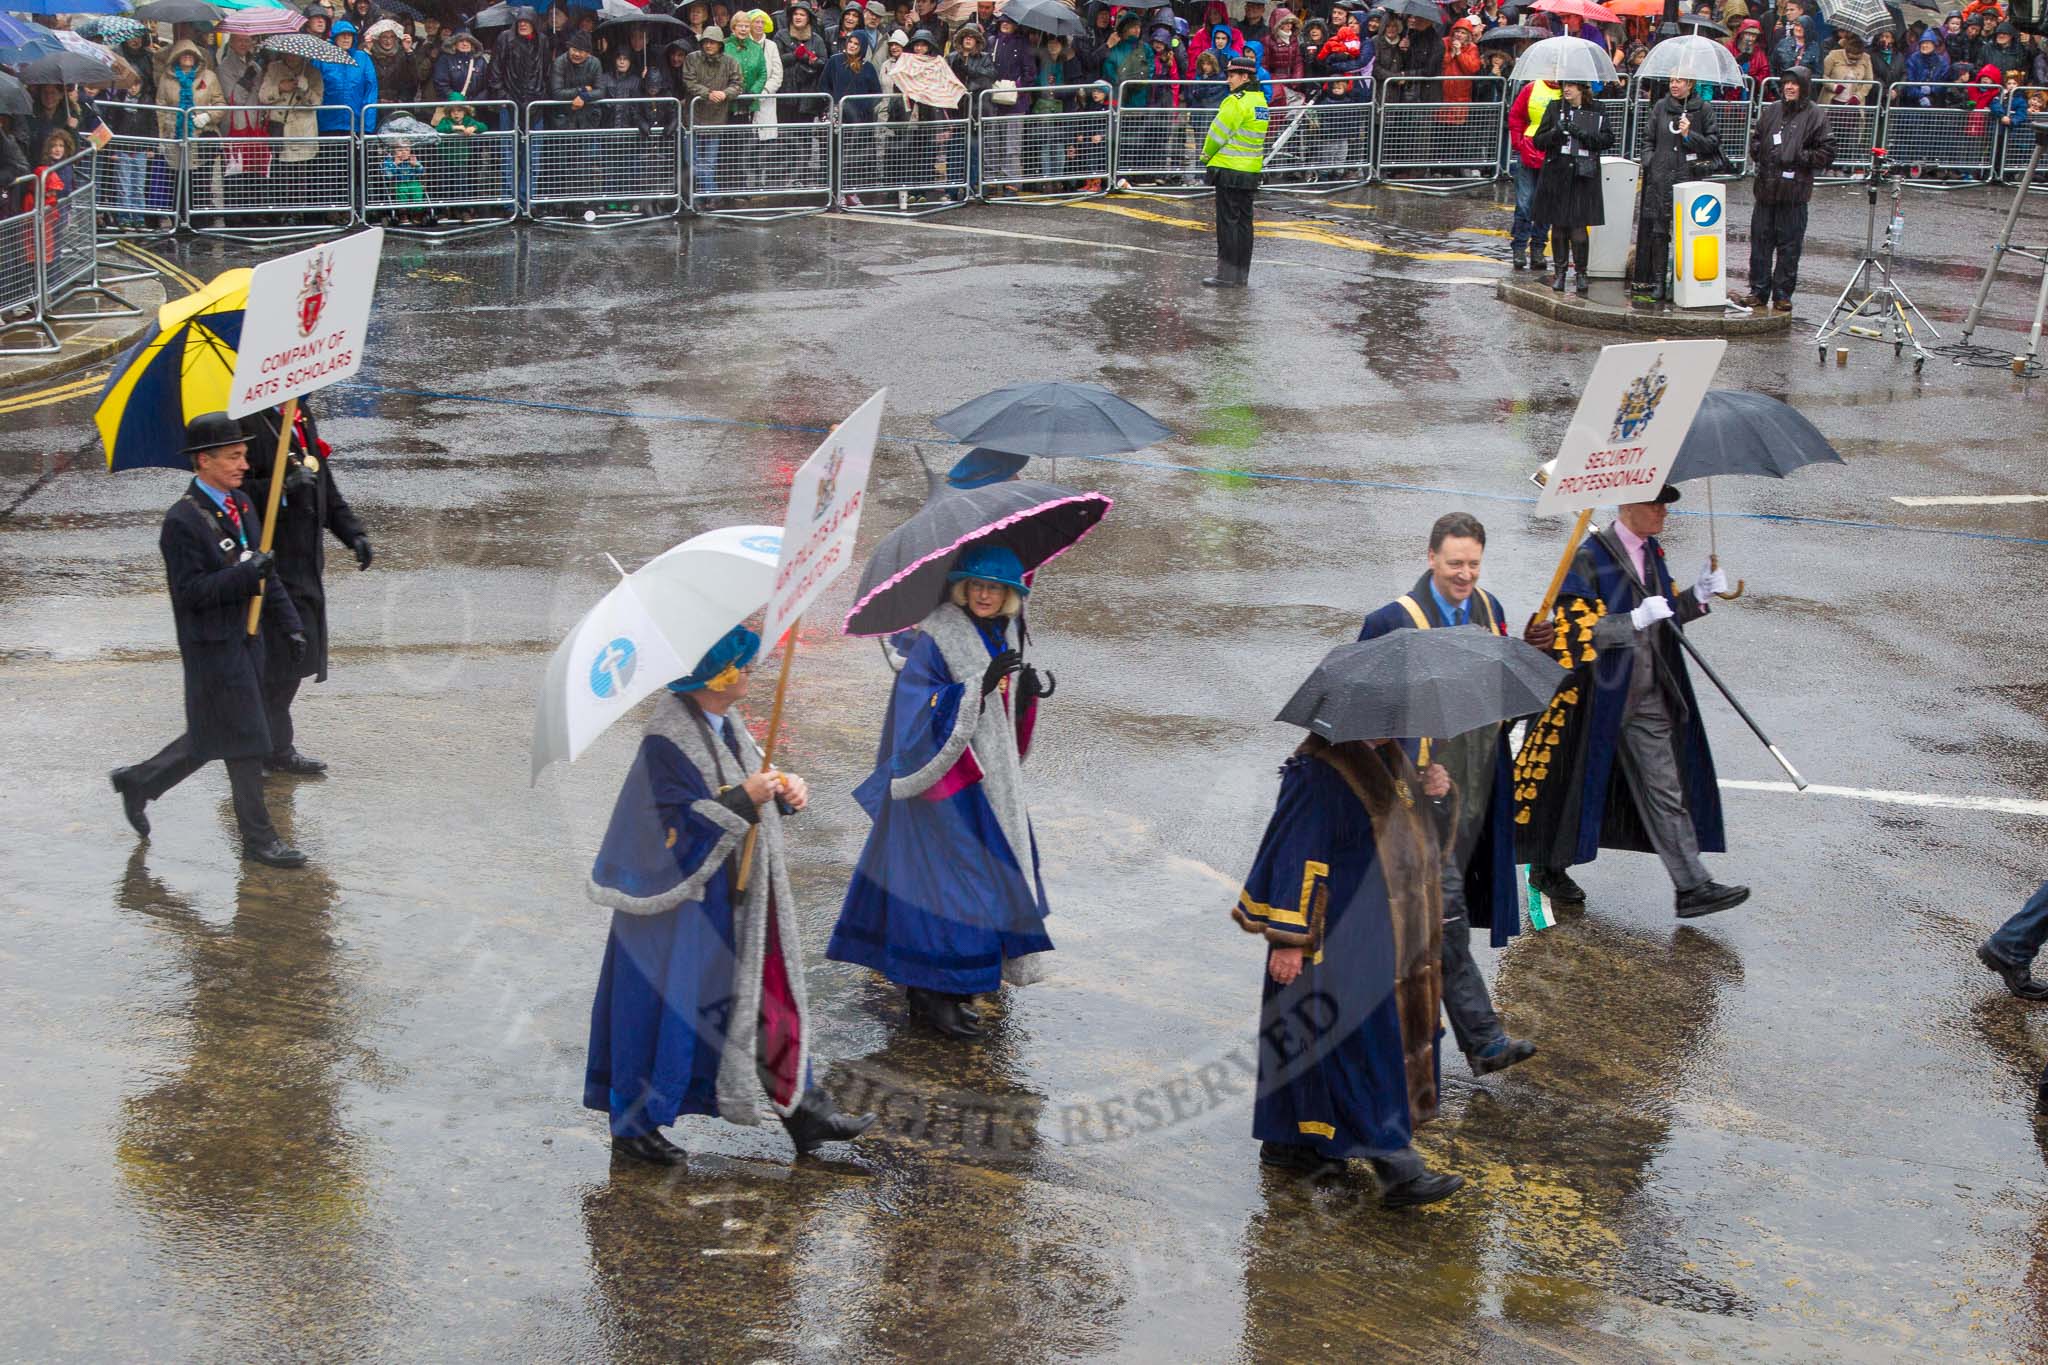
[
  {"left": 161, "top": 481, "right": 304, "bottom": 761},
  {"left": 243, "top": 407, "right": 366, "bottom": 684}
]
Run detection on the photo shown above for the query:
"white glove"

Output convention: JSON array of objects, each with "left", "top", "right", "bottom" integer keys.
[
  {"left": 1630, "top": 595, "right": 1676, "bottom": 630},
  {"left": 1694, "top": 560, "right": 1728, "bottom": 604}
]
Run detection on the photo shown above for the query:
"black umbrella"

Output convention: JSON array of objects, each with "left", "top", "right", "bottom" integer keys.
[
  {"left": 472, "top": 1, "right": 517, "bottom": 28},
  {"left": 934, "top": 381, "right": 1170, "bottom": 458},
  {"left": 132, "top": 0, "right": 225, "bottom": 21},
  {"left": 1378, "top": 0, "right": 1448, "bottom": 26},
  {"left": 1673, "top": 14, "right": 1729, "bottom": 35},
  {"left": 843, "top": 479, "right": 1113, "bottom": 637},
  {"left": 1000, "top": 0, "right": 1086, "bottom": 37},
  {"left": 1479, "top": 22, "right": 1547, "bottom": 44},
  {"left": 376, "top": 0, "right": 426, "bottom": 19},
  {"left": 600, "top": 8, "right": 684, "bottom": 26},
  {"left": 0, "top": 71, "right": 29, "bottom": 120},
  {"left": 1667, "top": 389, "right": 1844, "bottom": 600},
  {"left": 261, "top": 30, "right": 352, "bottom": 61},
  {"left": 14, "top": 50, "right": 117, "bottom": 84},
  {"left": 1276, "top": 628, "right": 1563, "bottom": 744}
]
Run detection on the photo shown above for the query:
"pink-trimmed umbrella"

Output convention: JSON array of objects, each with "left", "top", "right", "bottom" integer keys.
[
  {"left": 842, "top": 479, "right": 1112, "bottom": 637},
  {"left": 1530, "top": 0, "right": 1620, "bottom": 22},
  {"left": 220, "top": 5, "right": 306, "bottom": 32}
]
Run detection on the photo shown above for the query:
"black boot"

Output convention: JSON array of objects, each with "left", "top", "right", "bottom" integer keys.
[
  {"left": 1202, "top": 261, "right": 1232, "bottom": 287},
  {"left": 110, "top": 767, "right": 149, "bottom": 838},
  {"left": 1511, "top": 243, "right": 1527, "bottom": 270},
  {"left": 1259, "top": 1141, "right": 1346, "bottom": 1177},
  {"left": 1572, "top": 270, "right": 1589, "bottom": 296},
  {"left": 1674, "top": 881, "right": 1750, "bottom": 919},
  {"left": 1548, "top": 265, "right": 1567, "bottom": 293},
  {"left": 907, "top": 986, "right": 982, "bottom": 1040},
  {"left": 1978, "top": 942, "right": 2048, "bottom": 1001},
  {"left": 1529, "top": 247, "right": 1546, "bottom": 274},
  {"left": 1528, "top": 865, "right": 1587, "bottom": 907},
  {"left": 1378, "top": 1167, "right": 1465, "bottom": 1209},
  {"left": 1468, "top": 1036, "right": 1537, "bottom": 1076},
  {"left": 244, "top": 836, "right": 308, "bottom": 869},
  {"left": 613, "top": 1130, "right": 688, "bottom": 1165},
  {"left": 265, "top": 749, "right": 328, "bottom": 776},
  {"left": 781, "top": 1088, "right": 876, "bottom": 1156}
]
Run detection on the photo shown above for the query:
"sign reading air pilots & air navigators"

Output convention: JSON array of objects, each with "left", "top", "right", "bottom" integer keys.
[
  {"left": 1534, "top": 339, "right": 1726, "bottom": 517},
  {"left": 226, "top": 228, "right": 386, "bottom": 419},
  {"left": 761, "top": 389, "right": 886, "bottom": 649}
]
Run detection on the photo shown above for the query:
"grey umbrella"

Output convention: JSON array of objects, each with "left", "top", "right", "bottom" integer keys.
[
  {"left": 132, "top": 0, "right": 225, "bottom": 22},
  {"left": 999, "top": 0, "right": 1086, "bottom": 37},
  {"left": 15, "top": 49, "right": 118, "bottom": 85},
  {"left": 0, "top": 71, "right": 28, "bottom": 120},
  {"left": 843, "top": 478, "right": 1113, "bottom": 637},
  {"left": 471, "top": 2, "right": 517, "bottom": 28},
  {"left": 1378, "top": 0, "right": 1447, "bottom": 27},
  {"left": 1276, "top": 628, "right": 1563, "bottom": 744},
  {"left": 1478, "top": 23, "right": 1547, "bottom": 45},
  {"left": 934, "top": 381, "right": 1171, "bottom": 458},
  {"left": 1667, "top": 388, "right": 1844, "bottom": 600}
]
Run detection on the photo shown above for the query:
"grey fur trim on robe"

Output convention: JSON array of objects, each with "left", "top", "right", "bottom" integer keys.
[{"left": 585, "top": 693, "right": 812, "bottom": 1125}]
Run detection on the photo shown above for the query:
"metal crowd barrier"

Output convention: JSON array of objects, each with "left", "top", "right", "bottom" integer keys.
[
  {"left": 38, "top": 149, "right": 136, "bottom": 323},
  {"left": 1814, "top": 80, "right": 1882, "bottom": 182},
  {"left": 688, "top": 92, "right": 833, "bottom": 220},
  {"left": 1262, "top": 77, "right": 1373, "bottom": 193},
  {"left": 835, "top": 95, "right": 971, "bottom": 217},
  {"left": 361, "top": 100, "right": 520, "bottom": 236},
  {"left": 92, "top": 101, "right": 184, "bottom": 239},
  {"left": 181, "top": 102, "right": 360, "bottom": 243},
  {"left": 0, "top": 170, "right": 58, "bottom": 356},
  {"left": 1376, "top": 75, "right": 1505, "bottom": 190},
  {"left": 1111, "top": 81, "right": 1217, "bottom": 198},
  {"left": 1624, "top": 78, "right": 1755, "bottom": 178},
  {"left": 1998, "top": 88, "right": 2047, "bottom": 183},
  {"left": 1884, "top": 81, "right": 2001, "bottom": 183},
  {"left": 1596, "top": 76, "right": 1633, "bottom": 165},
  {"left": 976, "top": 84, "right": 1111, "bottom": 204},
  {"left": 527, "top": 98, "right": 683, "bottom": 227}
]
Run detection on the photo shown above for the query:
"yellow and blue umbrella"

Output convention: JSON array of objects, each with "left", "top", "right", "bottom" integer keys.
[{"left": 95, "top": 268, "right": 252, "bottom": 472}]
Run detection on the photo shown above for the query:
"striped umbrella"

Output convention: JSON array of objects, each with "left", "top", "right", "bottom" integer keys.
[
  {"left": 95, "top": 269, "right": 253, "bottom": 473},
  {"left": 220, "top": 4, "right": 304, "bottom": 31}
]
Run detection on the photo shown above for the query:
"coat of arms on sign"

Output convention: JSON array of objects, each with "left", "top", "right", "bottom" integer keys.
[
  {"left": 812, "top": 446, "right": 846, "bottom": 521},
  {"left": 1610, "top": 355, "right": 1668, "bottom": 443},
  {"left": 297, "top": 251, "right": 335, "bottom": 338}
]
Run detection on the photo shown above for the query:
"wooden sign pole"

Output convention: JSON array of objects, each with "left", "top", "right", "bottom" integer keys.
[
  {"left": 734, "top": 620, "right": 799, "bottom": 894},
  {"left": 1535, "top": 506, "right": 1594, "bottom": 621},
  {"left": 244, "top": 396, "right": 298, "bottom": 636}
]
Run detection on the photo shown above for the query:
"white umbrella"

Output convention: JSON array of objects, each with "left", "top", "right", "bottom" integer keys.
[
  {"left": 530, "top": 524, "right": 785, "bottom": 781},
  {"left": 1510, "top": 34, "right": 1617, "bottom": 85},
  {"left": 1636, "top": 33, "right": 1743, "bottom": 85}
]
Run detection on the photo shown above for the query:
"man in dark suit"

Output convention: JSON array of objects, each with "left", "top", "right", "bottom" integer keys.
[
  {"left": 241, "top": 402, "right": 372, "bottom": 776},
  {"left": 111, "top": 413, "right": 311, "bottom": 869}
]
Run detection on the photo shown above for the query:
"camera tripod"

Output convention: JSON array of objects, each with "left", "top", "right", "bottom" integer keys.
[
  {"left": 1814, "top": 152, "right": 1938, "bottom": 372},
  {"left": 1936, "top": 136, "right": 2048, "bottom": 378}
]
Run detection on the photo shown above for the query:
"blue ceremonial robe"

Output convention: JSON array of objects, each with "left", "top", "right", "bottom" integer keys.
[
  {"left": 1357, "top": 572, "right": 1522, "bottom": 948},
  {"left": 829, "top": 606, "right": 1053, "bottom": 996},
  {"left": 1514, "top": 530, "right": 1725, "bottom": 869},
  {"left": 1236, "top": 744, "right": 1443, "bottom": 1159},
  {"left": 584, "top": 700, "right": 809, "bottom": 1138}
]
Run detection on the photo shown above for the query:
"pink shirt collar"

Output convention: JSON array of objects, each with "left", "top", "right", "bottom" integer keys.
[{"left": 1612, "top": 520, "right": 1649, "bottom": 583}]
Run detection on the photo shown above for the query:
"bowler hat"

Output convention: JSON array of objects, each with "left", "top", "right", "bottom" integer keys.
[
  {"left": 182, "top": 411, "right": 246, "bottom": 455},
  {"left": 948, "top": 542, "right": 1030, "bottom": 596},
  {"left": 1226, "top": 54, "right": 1257, "bottom": 72}
]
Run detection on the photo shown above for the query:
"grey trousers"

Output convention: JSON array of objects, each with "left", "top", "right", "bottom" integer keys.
[
  {"left": 1616, "top": 685, "right": 1711, "bottom": 893},
  {"left": 1439, "top": 855, "right": 1504, "bottom": 1057}
]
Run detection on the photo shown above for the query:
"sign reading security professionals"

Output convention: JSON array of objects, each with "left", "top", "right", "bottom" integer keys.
[
  {"left": 226, "top": 228, "right": 385, "bottom": 419},
  {"left": 1535, "top": 339, "right": 1726, "bottom": 517},
  {"left": 762, "top": 389, "right": 886, "bottom": 648}
]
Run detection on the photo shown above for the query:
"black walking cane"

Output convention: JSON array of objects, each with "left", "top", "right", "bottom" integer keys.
[{"left": 1672, "top": 629, "right": 1807, "bottom": 790}]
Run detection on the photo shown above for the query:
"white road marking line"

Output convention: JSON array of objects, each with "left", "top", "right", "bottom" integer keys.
[
  {"left": 1720, "top": 779, "right": 2048, "bottom": 818},
  {"left": 1890, "top": 494, "right": 2048, "bottom": 507},
  {"left": 701, "top": 1248, "right": 782, "bottom": 1257}
]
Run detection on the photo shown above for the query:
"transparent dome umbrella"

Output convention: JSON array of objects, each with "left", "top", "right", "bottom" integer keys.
[
  {"left": 1509, "top": 34, "right": 1618, "bottom": 84},
  {"left": 1635, "top": 33, "right": 1744, "bottom": 85}
]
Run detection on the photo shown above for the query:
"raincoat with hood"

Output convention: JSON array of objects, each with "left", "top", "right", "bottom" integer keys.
[
  {"left": 434, "top": 30, "right": 491, "bottom": 99},
  {"left": 491, "top": 8, "right": 553, "bottom": 107},
  {"left": 1750, "top": 64, "right": 1833, "bottom": 202},
  {"left": 316, "top": 22, "right": 380, "bottom": 133},
  {"left": 155, "top": 40, "right": 226, "bottom": 169}
]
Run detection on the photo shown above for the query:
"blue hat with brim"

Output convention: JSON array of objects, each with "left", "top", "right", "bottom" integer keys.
[
  {"left": 668, "top": 624, "right": 761, "bottom": 693},
  {"left": 945, "top": 447, "right": 1030, "bottom": 490},
  {"left": 947, "top": 543, "right": 1030, "bottom": 596}
]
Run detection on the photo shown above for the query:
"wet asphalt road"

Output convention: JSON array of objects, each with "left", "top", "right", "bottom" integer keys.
[{"left": 3, "top": 181, "right": 2048, "bottom": 1364}]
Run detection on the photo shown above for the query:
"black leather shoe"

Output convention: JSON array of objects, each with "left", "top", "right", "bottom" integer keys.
[
  {"left": 1468, "top": 1036, "right": 1537, "bottom": 1076},
  {"left": 1675, "top": 881, "right": 1749, "bottom": 919},
  {"left": 1380, "top": 1170, "right": 1464, "bottom": 1209},
  {"left": 265, "top": 749, "right": 328, "bottom": 776},
  {"left": 1511, "top": 246, "right": 1527, "bottom": 271},
  {"left": 613, "top": 1131, "right": 688, "bottom": 1165},
  {"left": 1202, "top": 270, "right": 1231, "bottom": 287},
  {"left": 110, "top": 767, "right": 149, "bottom": 838},
  {"left": 1528, "top": 865, "right": 1587, "bottom": 907},
  {"left": 1259, "top": 1141, "right": 1346, "bottom": 1177},
  {"left": 244, "top": 836, "right": 308, "bottom": 869},
  {"left": 781, "top": 1088, "right": 876, "bottom": 1156},
  {"left": 1978, "top": 943, "right": 2048, "bottom": 1001},
  {"left": 1572, "top": 273, "right": 1590, "bottom": 296},
  {"left": 1548, "top": 268, "right": 1567, "bottom": 293},
  {"left": 907, "top": 986, "right": 982, "bottom": 1040}
]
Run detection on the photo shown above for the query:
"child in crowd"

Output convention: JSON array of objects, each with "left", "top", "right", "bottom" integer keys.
[
  {"left": 382, "top": 137, "right": 428, "bottom": 222},
  {"left": 433, "top": 94, "right": 489, "bottom": 222}
]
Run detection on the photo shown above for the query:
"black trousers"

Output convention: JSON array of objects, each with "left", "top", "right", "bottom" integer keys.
[
  {"left": 1633, "top": 212, "right": 1670, "bottom": 291},
  {"left": 127, "top": 735, "right": 276, "bottom": 842},
  {"left": 1214, "top": 179, "right": 1256, "bottom": 276},
  {"left": 264, "top": 669, "right": 300, "bottom": 759},
  {"left": 1747, "top": 199, "right": 1809, "bottom": 303}
]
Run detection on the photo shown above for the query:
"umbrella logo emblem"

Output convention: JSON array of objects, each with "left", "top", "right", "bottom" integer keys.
[
  {"left": 741, "top": 533, "right": 782, "bottom": 555},
  {"left": 589, "top": 636, "right": 637, "bottom": 699},
  {"left": 1688, "top": 195, "right": 1722, "bottom": 228},
  {"left": 297, "top": 251, "right": 335, "bottom": 337},
  {"left": 1610, "top": 356, "right": 1668, "bottom": 443}
]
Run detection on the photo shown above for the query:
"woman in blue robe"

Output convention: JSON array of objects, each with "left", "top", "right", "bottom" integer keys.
[
  {"left": 828, "top": 544, "right": 1056, "bottom": 1041},
  {"left": 1234, "top": 735, "right": 1465, "bottom": 1208},
  {"left": 584, "top": 626, "right": 873, "bottom": 1164}
]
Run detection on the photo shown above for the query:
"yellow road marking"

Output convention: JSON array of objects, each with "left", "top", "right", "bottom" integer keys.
[
  {"left": 1454, "top": 226, "right": 1512, "bottom": 238},
  {"left": 0, "top": 372, "right": 107, "bottom": 414},
  {"left": 117, "top": 241, "right": 202, "bottom": 291},
  {"left": 1071, "top": 198, "right": 1493, "bottom": 262}
]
